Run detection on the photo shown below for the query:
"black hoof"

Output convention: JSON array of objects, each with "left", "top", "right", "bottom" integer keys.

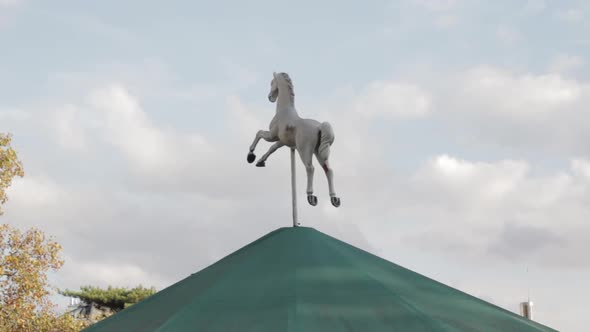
[
  {"left": 247, "top": 152, "right": 256, "bottom": 164},
  {"left": 307, "top": 195, "right": 318, "bottom": 206},
  {"left": 331, "top": 197, "right": 341, "bottom": 207},
  {"left": 256, "top": 160, "right": 266, "bottom": 167}
]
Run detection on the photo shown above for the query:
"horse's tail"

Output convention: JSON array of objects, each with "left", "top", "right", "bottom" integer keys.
[{"left": 318, "top": 121, "right": 335, "bottom": 161}]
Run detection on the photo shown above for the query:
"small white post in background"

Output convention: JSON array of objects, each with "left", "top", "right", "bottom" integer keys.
[{"left": 290, "top": 148, "right": 300, "bottom": 227}]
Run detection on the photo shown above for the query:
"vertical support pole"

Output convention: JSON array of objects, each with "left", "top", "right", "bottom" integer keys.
[{"left": 290, "top": 148, "right": 299, "bottom": 227}]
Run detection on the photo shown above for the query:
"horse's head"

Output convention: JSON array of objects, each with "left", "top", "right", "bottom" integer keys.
[
  {"left": 268, "top": 72, "right": 294, "bottom": 104},
  {"left": 268, "top": 72, "right": 280, "bottom": 103}
]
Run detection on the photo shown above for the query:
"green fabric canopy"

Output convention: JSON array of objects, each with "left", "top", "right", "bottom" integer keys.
[{"left": 83, "top": 227, "right": 556, "bottom": 331}]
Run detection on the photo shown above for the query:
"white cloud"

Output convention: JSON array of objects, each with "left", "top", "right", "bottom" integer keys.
[
  {"left": 354, "top": 81, "right": 431, "bottom": 118},
  {"left": 0, "top": 108, "right": 29, "bottom": 122},
  {"left": 219, "top": 61, "right": 260, "bottom": 90},
  {"left": 87, "top": 84, "right": 211, "bottom": 175},
  {"left": 3, "top": 175, "right": 80, "bottom": 238},
  {"left": 524, "top": 0, "right": 546, "bottom": 13},
  {"left": 6, "top": 175, "right": 63, "bottom": 209},
  {"left": 334, "top": 66, "right": 587, "bottom": 154},
  {"left": 557, "top": 8, "right": 584, "bottom": 23},
  {"left": 459, "top": 66, "right": 581, "bottom": 114},
  {"left": 496, "top": 25, "right": 522, "bottom": 45},
  {"left": 548, "top": 54, "right": 585, "bottom": 74},
  {"left": 411, "top": 0, "right": 458, "bottom": 11},
  {"left": 225, "top": 95, "right": 267, "bottom": 139},
  {"left": 420, "top": 155, "right": 528, "bottom": 199},
  {"left": 571, "top": 158, "right": 590, "bottom": 180},
  {"left": 89, "top": 84, "right": 176, "bottom": 172},
  {"left": 0, "top": 0, "right": 22, "bottom": 8},
  {"left": 53, "top": 105, "right": 88, "bottom": 151},
  {"left": 46, "top": 59, "right": 207, "bottom": 105},
  {"left": 434, "top": 14, "right": 458, "bottom": 28},
  {"left": 355, "top": 154, "right": 590, "bottom": 293},
  {"left": 421, "top": 65, "right": 590, "bottom": 154}
]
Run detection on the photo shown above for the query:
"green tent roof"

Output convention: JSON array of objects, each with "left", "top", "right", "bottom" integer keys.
[{"left": 83, "top": 227, "right": 557, "bottom": 331}]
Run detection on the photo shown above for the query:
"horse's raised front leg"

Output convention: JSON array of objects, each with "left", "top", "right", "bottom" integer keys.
[
  {"left": 247, "top": 130, "right": 277, "bottom": 164},
  {"left": 297, "top": 146, "right": 317, "bottom": 206},
  {"left": 316, "top": 157, "right": 340, "bottom": 207},
  {"left": 255, "top": 142, "right": 285, "bottom": 167}
]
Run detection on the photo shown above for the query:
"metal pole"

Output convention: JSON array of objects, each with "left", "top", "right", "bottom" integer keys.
[{"left": 290, "top": 148, "right": 299, "bottom": 227}]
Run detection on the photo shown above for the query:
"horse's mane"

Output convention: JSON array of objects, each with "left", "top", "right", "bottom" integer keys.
[{"left": 278, "top": 72, "right": 295, "bottom": 104}]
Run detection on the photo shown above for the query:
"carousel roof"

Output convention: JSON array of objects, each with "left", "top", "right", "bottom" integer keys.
[{"left": 83, "top": 226, "right": 556, "bottom": 332}]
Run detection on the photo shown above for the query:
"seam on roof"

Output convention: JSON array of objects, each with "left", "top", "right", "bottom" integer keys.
[
  {"left": 287, "top": 241, "right": 298, "bottom": 332},
  {"left": 315, "top": 231, "right": 556, "bottom": 332},
  {"left": 322, "top": 237, "right": 454, "bottom": 332}
]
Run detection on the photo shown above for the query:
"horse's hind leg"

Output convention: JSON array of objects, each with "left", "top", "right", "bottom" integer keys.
[
  {"left": 255, "top": 142, "right": 284, "bottom": 167},
  {"left": 316, "top": 155, "right": 340, "bottom": 207},
  {"left": 297, "top": 145, "right": 317, "bottom": 206}
]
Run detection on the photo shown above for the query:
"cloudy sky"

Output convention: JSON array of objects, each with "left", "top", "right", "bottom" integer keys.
[{"left": 1, "top": 0, "right": 589, "bottom": 330}]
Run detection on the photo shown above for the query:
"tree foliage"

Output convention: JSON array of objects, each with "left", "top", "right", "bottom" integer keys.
[
  {"left": 0, "top": 133, "right": 24, "bottom": 216},
  {"left": 61, "top": 285, "right": 157, "bottom": 312},
  {"left": 0, "top": 224, "right": 87, "bottom": 332},
  {"left": 0, "top": 133, "right": 86, "bottom": 331}
]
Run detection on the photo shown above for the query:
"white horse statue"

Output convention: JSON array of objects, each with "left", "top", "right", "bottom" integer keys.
[{"left": 247, "top": 72, "right": 341, "bottom": 208}]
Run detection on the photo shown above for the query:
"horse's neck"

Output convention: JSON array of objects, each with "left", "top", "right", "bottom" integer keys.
[{"left": 276, "top": 88, "right": 298, "bottom": 118}]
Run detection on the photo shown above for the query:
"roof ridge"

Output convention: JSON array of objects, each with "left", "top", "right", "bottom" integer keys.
[
  {"left": 151, "top": 227, "right": 297, "bottom": 331},
  {"left": 309, "top": 230, "right": 556, "bottom": 332},
  {"left": 316, "top": 232, "right": 454, "bottom": 332}
]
